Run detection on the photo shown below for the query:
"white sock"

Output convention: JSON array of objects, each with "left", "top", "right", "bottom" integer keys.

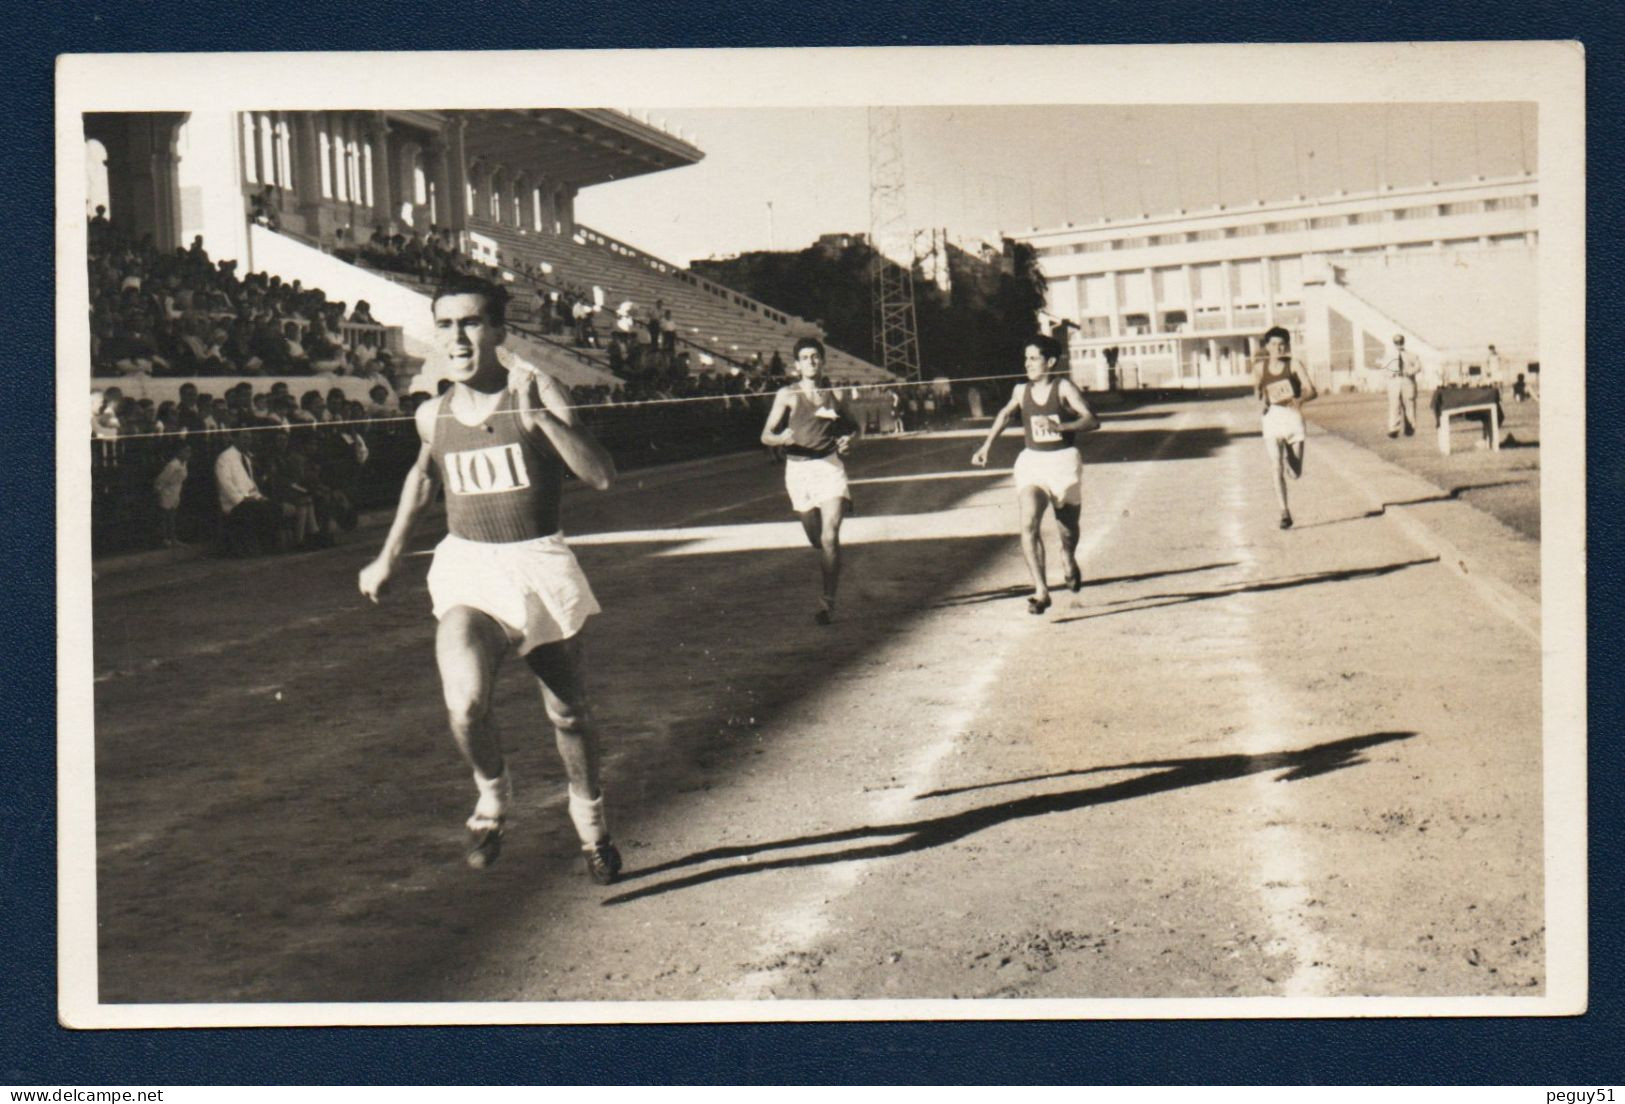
[
  {"left": 467, "top": 767, "right": 512, "bottom": 830},
  {"left": 567, "top": 786, "right": 610, "bottom": 847}
]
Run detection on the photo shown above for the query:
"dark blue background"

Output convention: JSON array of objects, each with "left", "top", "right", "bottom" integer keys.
[{"left": 7, "top": 1, "right": 1619, "bottom": 1085}]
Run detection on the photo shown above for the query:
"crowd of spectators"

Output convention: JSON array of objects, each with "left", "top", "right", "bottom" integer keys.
[
  {"left": 90, "top": 377, "right": 421, "bottom": 558},
  {"left": 336, "top": 223, "right": 465, "bottom": 285},
  {"left": 90, "top": 219, "right": 397, "bottom": 380}
]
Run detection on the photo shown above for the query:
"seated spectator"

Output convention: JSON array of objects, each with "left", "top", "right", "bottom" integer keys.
[
  {"left": 293, "top": 390, "right": 325, "bottom": 425},
  {"left": 214, "top": 430, "right": 288, "bottom": 556},
  {"left": 358, "top": 351, "right": 395, "bottom": 393},
  {"left": 365, "top": 383, "right": 396, "bottom": 416},
  {"left": 304, "top": 324, "right": 346, "bottom": 374},
  {"left": 262, "top": 431, "right": 325, "bottom": 549},
  {"left": 349, "top": 299, "right": 377, "bottom": 325}
]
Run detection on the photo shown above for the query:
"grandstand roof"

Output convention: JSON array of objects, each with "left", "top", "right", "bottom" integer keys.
[{"left": 458, "top": 109, "right": 704, "bottom": 189}]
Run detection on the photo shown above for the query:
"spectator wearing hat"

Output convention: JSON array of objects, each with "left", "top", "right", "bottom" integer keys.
[{"left": 1380, "top": 334, "right": 1421, "bottom": 438}]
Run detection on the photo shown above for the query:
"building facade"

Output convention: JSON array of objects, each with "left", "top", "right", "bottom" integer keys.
[{"left": 1013, "top": 173, "right": 1539, "bottom": 391}]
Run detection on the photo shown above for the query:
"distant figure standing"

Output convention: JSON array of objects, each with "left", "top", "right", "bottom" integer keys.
[
  {"left": 152, "top": 442, "right": 191, "bottom": 546},
  {"left": 1485, "top": 344, "right": 1504, "bottom": 385},
  {"left": 1381, "top": 334, "right": 1421, "bottom": 438}
]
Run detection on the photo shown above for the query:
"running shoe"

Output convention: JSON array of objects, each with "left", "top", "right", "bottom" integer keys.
[
  {"left": 466, "top": 824, "right": 504, "bottom": 870},
  {"left": 584, "top": 840, "right": 623, "bottom": 885},
  {"left": 1279, "top": 512, "right": 1293, "bottom": 530}
]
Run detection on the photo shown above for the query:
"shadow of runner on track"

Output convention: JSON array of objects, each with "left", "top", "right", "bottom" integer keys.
[
  {"left": 934, "top": 561, "right": 1241, "bottom": 608},
  {"left": 1286, "top": 482, "right": 1527, "bottom": 531},
  {"left": 601, "top": 731, "right": 1416, "bottom": 905},
  {"left": 1051, "top": 557, "right": 1439, "bottom": 625}
]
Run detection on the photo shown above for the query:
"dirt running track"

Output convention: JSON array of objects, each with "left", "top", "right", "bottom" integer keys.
[{"left": 91, "top": 394, "right": 1543, "bottom": 1006}]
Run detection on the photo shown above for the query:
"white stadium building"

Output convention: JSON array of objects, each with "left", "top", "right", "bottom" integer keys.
[{"left": 1013, "top": 173, "right": 1539, "bottom": 394}]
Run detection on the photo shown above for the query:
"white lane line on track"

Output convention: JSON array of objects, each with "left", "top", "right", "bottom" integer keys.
[
  {"left": 728, "top": 411, "right": 1197, "bottom": 999},
  {"left": 1220, "top": 409, "right": 1334, "bottom": 998}
]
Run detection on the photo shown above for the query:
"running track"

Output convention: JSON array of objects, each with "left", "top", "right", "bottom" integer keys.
[{"left": 85, "top": 394, "right": 1544, "bottom": 1016}]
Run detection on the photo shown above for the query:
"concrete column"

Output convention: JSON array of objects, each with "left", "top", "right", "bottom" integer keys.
[
  {"left": 447, "top": 117, "right": 470, "bottom": 233},
  {"left": 104, "top": 113, "right": 188, "bottom": 250},
  {"left": 559, "top": 185, "right": 579, "bottom": 236},
  {"left": 1220, "top": 258, "right": 1236, "bottom": 331},
  {"left": 370, "top": 113, "right": 394, "bottom": 230},
  {"left": 1105, "top": 268, "right": 1122, "bottom": 338},
  {"left": 292, "top": 114, "right": 324, "bottom": 227}
]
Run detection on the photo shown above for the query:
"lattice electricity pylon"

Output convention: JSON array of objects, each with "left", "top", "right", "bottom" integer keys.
[{"left": 867, "top": 106, "right": 923, "bottom": 383}]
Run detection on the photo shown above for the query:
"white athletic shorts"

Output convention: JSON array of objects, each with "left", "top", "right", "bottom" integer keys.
[
  {"left": 427, "top": 532, "right": 600, "bottom": 654},
  {"left": 1013, "top": 447, "right": 1083, "bottom": 506},
  {"left": 784, "top": 454, "right": 850, "bottom": 514},
  {"left": 1261, "top": 404, "right": 1307, "bottom": 446}
]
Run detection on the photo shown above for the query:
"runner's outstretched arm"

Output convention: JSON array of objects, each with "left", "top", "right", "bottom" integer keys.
[
  {"left": 359, "top": 402, "right": 440, "bottom": 602},
  {"left": 971, "top": 389, "right": 1023, "bottom": 467}
]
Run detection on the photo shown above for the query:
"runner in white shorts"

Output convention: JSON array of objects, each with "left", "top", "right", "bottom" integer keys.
[
  {"left": 358, "top": 274, "right": 624, "bottom": 881},
  {"left": 761, "top": 337, "right": 858, "bottom": 625},
  {"left": 971, "top": 334, "right": 1100, "bottom": 614},
  {"left": 1251, "top": 325, "right": 1318, "bottom": 530}
]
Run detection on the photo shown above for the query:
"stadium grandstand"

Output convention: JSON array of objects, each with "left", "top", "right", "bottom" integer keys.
[
  {"left": 1013, "top": 173, "right": 1539, "bottom": 393},
  {"left": 82, "top": 109, "right": 900, "bottom": 555}
]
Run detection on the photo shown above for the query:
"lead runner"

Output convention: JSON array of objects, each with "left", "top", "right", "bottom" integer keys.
[{"left": 358, "top": 273, "right": 623, "bottom": 880}]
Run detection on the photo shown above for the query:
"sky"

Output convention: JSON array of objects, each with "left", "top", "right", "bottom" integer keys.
[{"left": 574, "top": 103, "right": 1536, "bottom": 266}]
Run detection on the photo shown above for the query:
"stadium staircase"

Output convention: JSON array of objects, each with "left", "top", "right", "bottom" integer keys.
[
  {"left": 1334, "top": 248, "right": 1537, "bottom": 365},
  {"left": 466, "top": 219, "right": 897, "bottom": 385}
]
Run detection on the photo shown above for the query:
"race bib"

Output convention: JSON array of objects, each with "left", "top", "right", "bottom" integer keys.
[
  {"left": 1031, "top": 413, "right": 1063, "bottom": 444},
  {"left": 444, "top": 443, "right": 531, "bottom": 496},
  {"left": 1264, "top": 378, "right": 1296, "bottom": 404}
]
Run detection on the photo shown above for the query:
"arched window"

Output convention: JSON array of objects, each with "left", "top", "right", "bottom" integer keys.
[
  {"left": 412, "top": 156, "right": 427, "bottom": 205},
  {"left": 532, "top": 187, "right": 543, "bottom": 232},
  {"left": 428, "top": 180, "right": 437, "bottom": 225},
  {"left": 361, "top": 141, "right": 374, "bottom": 207},
  {"left": 488, "top": 174, "right": 501, "bottom": 221},
  {"left": 318, "top": 129, "right": 332, "bottom": 199},
  {"left": 84, "top": 138, "right": 109, "bottom": 217},
  {"left": 241, "top": 114, "right": 259, "bottom": 185}
]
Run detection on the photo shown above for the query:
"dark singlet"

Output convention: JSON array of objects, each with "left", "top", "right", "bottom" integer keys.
[
  {"left": 1258, "top": 357, "right": 1302, "bottom": 408},
  {"left": 430, "top": 389, "right": 562, "bottom": 543},
  {"left": 782, "top": 385, "right": 850, "bottom": 461},
  {"left": 1020, "top": 380, "right": 1075, "bottom": 452}
]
